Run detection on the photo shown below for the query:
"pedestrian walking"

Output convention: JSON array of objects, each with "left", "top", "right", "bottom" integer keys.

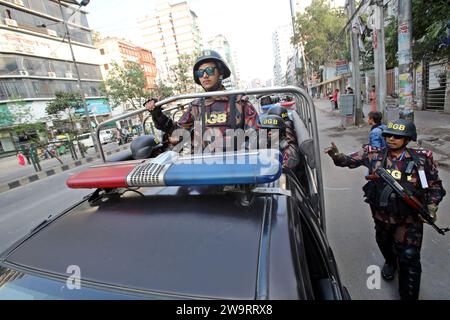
[
  {"left": 17, "top": 152, "right": 25, "bottom": 166},
  {"left": 324, "top": 119, "right": 446, "bottom": 300},
  {"left": 332, "top": 88, "right": 340, "bottom": 110},
  {"left": 370, "top": 85, "right": 377, "bottom": 112}
]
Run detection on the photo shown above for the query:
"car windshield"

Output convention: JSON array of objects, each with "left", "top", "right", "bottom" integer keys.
[{"left": 0, "top": 267, "right": 171, "bottom": 300}]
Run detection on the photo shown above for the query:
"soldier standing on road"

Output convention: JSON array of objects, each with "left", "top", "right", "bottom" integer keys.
[
  {"left": 324, "top": 119, "right": 446, "bottom": 300},
  {"left": 145, "top": 50, "right": 259, "bottom": 151}
]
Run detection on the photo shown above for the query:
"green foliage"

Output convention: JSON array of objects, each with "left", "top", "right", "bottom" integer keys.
[
  {"left": 101, "top": 61, "right": 149, "bottom": 110},
  {"left": 382, "top": 0, "right": 449, "bottom": 66},
  {"left": 384, "top": 16, "right": 398, "bottom": 69},
  {"left": 292, "top": 0, "right": 348, "bottom": 72},
  {"left": 152, "top": 80, "right": 174, "bottom": 99},
  {"left": 169, "top": 53, "right": 197, "bottom": 94},
  {"left": 46, "top": 91, "right": 83, "bottom": 118},
  {"left": 411, "top": 0, "right": 450, "bottom": 62}
]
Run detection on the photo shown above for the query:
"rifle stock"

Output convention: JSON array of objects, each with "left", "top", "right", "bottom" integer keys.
[{"left": 375, "top": 167, "right": 449, "bottom": 235}]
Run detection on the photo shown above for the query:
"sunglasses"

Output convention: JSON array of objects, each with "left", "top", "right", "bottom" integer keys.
[
  {"left": 195, "top": 66, "right": 217, "bottom": 78},
  {"left": 383, "top": 134, "right": 404, "bottom": 139}
]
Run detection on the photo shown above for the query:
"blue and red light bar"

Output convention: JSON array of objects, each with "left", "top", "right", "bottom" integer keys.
[{"left": 67, "top": 149, "right": 282, "bottom": 189}]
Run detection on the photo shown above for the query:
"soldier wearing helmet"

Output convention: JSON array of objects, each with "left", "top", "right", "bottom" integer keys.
[
  {"left": 265, "top": 105, "right": 300, "bottom": 170},
  {"left": 145, "top": 50, "right": 259, "bottom": 151},
  {"left": 324, "top": 119, "right": 446, "bottom": 300}
]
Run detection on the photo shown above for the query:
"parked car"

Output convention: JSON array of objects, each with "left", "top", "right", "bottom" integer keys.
[
  {"left": 99, "top": 129, "right": 114, "bottom": 144},
  {"left": 76, "top": 133, "right": 94, "bottom": 149}
]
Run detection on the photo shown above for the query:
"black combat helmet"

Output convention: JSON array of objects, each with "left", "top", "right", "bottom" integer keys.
[
  {"left": 258, "top": 114, "right": 286, "bottom": 132},
  {"left": 193, "top": 50, "right": 231, "bottom": 85},
  {"left": 382, "top": 119, "right": 417, "bottom": 141},
  {"left": 130, "top": 135, "right": 163, "bottom": 159},
  {"left": 267, "top": 105, "right": 289, "bottom": 121}
]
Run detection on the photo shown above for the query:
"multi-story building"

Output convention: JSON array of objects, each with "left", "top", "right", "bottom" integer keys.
[
  {"left": 138, "top": 1, "right": 202, "bottom": 82},
  {"left": 0, "top": 0, "right": 105, "bottom": 153},
  {"left": 207, "top": 34, "right": 240, "bottom": 90},
  {"left": 272, "top": 24, "right": 294, "bottom": 86},
  {"left": 95, "top": 37, "right": 157, "bottom": 91}
]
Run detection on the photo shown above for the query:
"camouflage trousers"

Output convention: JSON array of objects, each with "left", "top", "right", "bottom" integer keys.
[{"left": 373, "top": 216, "right": 423, "bottom": 299}]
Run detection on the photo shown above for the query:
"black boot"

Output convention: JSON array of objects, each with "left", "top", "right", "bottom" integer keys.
[
  {"left": 398, "top": 266, "right": 421, "bottom": 300},
  {"left": 382, "top": 262, "right": 396, "bottom": 281},
  {"left": 398, "top": 246, "right": 422, "bottom": 300}
]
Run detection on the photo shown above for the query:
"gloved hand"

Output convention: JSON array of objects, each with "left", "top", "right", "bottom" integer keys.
[
  {"left": 144, "top": 98, "right": 161, "bottom": 115},
  {"left": 427, "top": 203, "right": 438, "bottom": 223},
  {"left": 324, "top": 142, "right": 339, "bottom": 158}
]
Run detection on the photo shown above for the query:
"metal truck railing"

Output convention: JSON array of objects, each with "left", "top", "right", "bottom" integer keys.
[{"left": 95, "top": 86, "right": 325, "bottom": 230}]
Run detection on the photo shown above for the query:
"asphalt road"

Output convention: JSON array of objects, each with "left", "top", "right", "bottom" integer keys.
[
  {"left": 316, "top": 102, "right": 450, "bottom": 300},
  {"left": 0, "top": 164, "right": 92, "bottom": 253},
  {"left": 0, "top": 106, "right": 449, "bottom": 300}
]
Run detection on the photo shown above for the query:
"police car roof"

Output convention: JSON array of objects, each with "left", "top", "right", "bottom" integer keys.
[{"left": 1, "top": 184, "right": 302, "bottom": 299}]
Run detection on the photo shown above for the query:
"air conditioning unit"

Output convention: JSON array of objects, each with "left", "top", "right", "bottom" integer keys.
[
  {"left": 48, "top": 72, "right": 57, "bottom": 77},
  {"left": 19, "top": 70, "right": 29, "bottom": 76},
  {"left": 13, "top": 0, "right": 24, "bottom": 6},
  {"left": 65, "top": 72, "right": 74, "bottom": 79},
  {"left": 47, "top": 29, "right": 57, "bottom": 37},
  {"left": 4, "top": 18, "right": 18, "bottom": 27}
]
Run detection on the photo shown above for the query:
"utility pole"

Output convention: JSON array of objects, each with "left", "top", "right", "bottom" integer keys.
[
  {"left": 397, "top": 0, "right": 414, "bottom": 121},
  {"left": 347, "top": 0, "right": 363, "bottom": 125},
  {"left": 374, "top": 0, "right": 387, "bottom": 120},
  {"left": 58, "top": 0, "right": 98, "bottom": 151}
]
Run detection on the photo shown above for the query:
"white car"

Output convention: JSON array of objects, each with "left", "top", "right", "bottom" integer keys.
[
  {"left": 76, "top": 133, "right": 94, "bottom": 148},
  {"left": 99, "top": 129, "right": 114, "bottom": 144}
]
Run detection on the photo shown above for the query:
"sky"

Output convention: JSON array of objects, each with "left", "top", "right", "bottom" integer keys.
[{"left": 85, "top": 0, "right": 295, "bottom": 82}]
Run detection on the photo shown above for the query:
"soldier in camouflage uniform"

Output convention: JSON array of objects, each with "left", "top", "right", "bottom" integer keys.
[
  {"left": 145, "top": 50, "right": 258, "bottom": 151},
  {"left": 266, "top": 105, "right": 300, "bottom": 170},
  {"left": 324, "top": 119, "right": 446, "bottom": 300}
]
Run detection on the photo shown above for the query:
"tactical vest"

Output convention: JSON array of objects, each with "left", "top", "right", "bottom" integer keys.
[
  {"left": 199, "top": 96, "right": 244, "bottom": 131},
  {"left": 363, "top": 148, "right": 426, "bottom": 217}
]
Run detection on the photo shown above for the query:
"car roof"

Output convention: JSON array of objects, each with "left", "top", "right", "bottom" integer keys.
[{"left": 2, "top": 186, "right": 268, "bottom": 299}]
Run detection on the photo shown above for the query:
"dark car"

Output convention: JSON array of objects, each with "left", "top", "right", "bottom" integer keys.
[{"left": 0, "top": 87, "right": 350, "bottom": 300}]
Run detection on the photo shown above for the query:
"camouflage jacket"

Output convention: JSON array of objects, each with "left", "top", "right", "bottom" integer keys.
[
  {"left": 151, "top": 92, "right": 259, "bottom": 135},
  {"left": 332, "top": 146, "right": 446, "bottom": 224}
]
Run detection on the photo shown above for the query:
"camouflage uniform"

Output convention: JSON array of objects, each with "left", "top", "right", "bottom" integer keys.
[
  {"left": 150, "top": 87, "right": 259, "bottom": 150},
  {"left": 331, "top": 145, "right": 446, "bottom": 299},
  {"left": 266, "top": 106, "right": 300, "bottom": 170},
  {"left": 280, "top": 120, "right": 301, "bottom": 170}
]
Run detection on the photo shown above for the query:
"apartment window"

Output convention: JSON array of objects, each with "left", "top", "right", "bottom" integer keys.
[
  {"left": 100, "top": 48, "right": 105, "bottom": 55},
  {"left": 104, "top": 64, "right": 109, "bottom": 71}
]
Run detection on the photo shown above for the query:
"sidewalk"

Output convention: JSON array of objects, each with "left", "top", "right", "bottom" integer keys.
[
  {"left": 0, "top": 143, "right": 131, "bottom": 194},
  {"left": 313, "top": 98, "right": 450, "bottom": 167}
]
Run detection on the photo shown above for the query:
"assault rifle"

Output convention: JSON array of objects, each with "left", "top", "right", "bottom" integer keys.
[{"left": 375, "top": 167, "right": 449, "bottom": 235}]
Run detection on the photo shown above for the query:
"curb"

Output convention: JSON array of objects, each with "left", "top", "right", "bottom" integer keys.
[{"left": 0, "top": 145, "right": 130, "bottom": 194}]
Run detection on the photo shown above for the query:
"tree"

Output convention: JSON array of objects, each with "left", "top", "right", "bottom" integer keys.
[
  {"left": 381, "top": 0, "right": 449, "bottom": 68},
  {"left": 46, "top": 91, "right": 83, "bottom": 138},
  {"left": 169, "top": 53, "right": 198, "bottom": 94},
  {"left": 101, "top": 61, "right": 150, "bottom": 112},
  {"left": 292, "top": 0, "right": 348, "bottom": 73},
  {"left": 152, "top": 80, "right": 174, "bottom": 99}
]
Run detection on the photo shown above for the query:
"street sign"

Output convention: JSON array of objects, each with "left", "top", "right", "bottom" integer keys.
[{"left": 336, "top": 60, "right": 350, "bottom": 75}]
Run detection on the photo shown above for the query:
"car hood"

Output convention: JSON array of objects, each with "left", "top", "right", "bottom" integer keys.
[{"left": 3, "top": 187, "right": 266, "bottom": 299}]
